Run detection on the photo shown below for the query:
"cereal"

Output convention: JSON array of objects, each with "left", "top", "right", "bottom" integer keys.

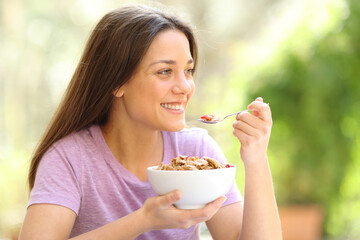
[{"left": 157, "top": 155, "right": 231, "bottom": 171}]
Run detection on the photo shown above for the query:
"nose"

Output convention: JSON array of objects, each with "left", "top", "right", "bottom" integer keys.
[{"left": 173, "top": 73, "right": 193, "bottom": 95}]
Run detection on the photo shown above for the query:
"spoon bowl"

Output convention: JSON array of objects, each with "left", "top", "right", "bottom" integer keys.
[{"left": 198, "top": 110, "right": 249, "bottom": 124}]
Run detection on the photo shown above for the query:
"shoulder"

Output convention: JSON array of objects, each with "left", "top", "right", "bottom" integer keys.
[
  {"left": 29, "top": 128, "right": 97, "bottom": 215},
  {"left": 47, "top": 125, "right": 98, "bottom": 156},
  {"left": 35, "top": 126, "right": 100, "bottom": 189},
  {"left": 40, "top": 125, "right": 100, "bottom": 175}
]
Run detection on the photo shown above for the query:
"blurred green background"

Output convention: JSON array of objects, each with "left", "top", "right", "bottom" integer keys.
[{"left": 1, "top": 0, "right": 359, "bottom": 239}]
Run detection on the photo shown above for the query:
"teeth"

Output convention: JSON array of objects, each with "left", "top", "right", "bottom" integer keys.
[{"left": 161, "top": 103, "right": 183, "bottom": 110}]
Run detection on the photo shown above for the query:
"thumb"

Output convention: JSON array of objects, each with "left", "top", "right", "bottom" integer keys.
[
  {"left": 158, "top": 190, "right": 182, "bottom": 207},
  {"left": 253, "top": 97, "right": 263, "bottom": 117},
  {"left": 255, "top": 97, "right": 263, "bottom": 102}
]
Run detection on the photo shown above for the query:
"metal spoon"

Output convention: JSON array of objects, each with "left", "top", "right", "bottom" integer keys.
[{"left": 197, "top": 110, "right": 249, "bottom": 124}]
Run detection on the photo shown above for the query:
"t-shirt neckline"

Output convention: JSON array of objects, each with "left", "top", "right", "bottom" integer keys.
[{"left": 90, "top": 125, "right": 169, "bottom": 186}]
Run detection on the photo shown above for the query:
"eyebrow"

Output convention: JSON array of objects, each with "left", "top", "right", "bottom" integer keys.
[{"left": 149, "top": 59, "right": 194, "bottom": 67}]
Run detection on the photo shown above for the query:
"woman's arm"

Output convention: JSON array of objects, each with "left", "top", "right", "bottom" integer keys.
[
  {"left": 234, "top": 98, "right": 282, "bottom": 240},
  {"left": 19, "top": 191, "right": 226, "bottom": 240},
  {"left": 19, "top": 204, "right": 77, "bottom": 240},
  {"left": 206, "top": 161, "right": 281, "bottom": 240},
  {"left": 206, "top": 202, "right": 244, "bottom": 239},
  {"left": 19, "top": 203, "right": 147, "bottom": 240},
  {"left": 207, "top": 98, "right": 282, "bottom": 240},
  {"left": 240, "top": 157, "right": 282, "bottom": 240}
]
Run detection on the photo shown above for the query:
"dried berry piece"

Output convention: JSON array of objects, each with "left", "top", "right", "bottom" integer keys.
[{"left": 201, "top": 114, "right": 214, "bottom": 121}]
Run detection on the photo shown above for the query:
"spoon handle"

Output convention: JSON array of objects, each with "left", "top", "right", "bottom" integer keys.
[{"left": 223, "top": 110, "right": 249, "bottom": 120}]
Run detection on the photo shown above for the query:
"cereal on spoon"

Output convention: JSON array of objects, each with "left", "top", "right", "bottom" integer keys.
[{"left": 200, "top": 114, "right": 220, "bottom": 122}]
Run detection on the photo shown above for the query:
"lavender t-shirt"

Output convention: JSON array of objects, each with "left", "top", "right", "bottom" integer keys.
[{"left": 28, "top": 125, "right": 242, "bottom": 239}]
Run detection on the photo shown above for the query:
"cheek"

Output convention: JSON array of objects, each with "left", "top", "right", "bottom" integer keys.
[
  {"left": 123, "top": 85, "right": 154, "bottom": 114},
  {"left": 188, "top": 81, "right": 195, "bottom": 98}
]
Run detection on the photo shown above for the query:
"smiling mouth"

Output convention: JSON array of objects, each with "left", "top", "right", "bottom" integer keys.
[{"left": 160, "top": 103, "right": 184, "bottom": 111}]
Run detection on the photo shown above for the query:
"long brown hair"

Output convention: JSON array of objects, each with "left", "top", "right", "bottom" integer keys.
[{"left": 28, "top": 4, "right": 198, "bottom": 190}]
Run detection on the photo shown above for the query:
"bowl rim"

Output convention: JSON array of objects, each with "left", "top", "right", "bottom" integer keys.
[{"left": 147, "top": 164, "right": 236, "bottom": 172}]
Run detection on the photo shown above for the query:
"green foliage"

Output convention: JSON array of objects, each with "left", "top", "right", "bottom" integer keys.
[{"left": 230, "top": 0, "right": 360, "bottom": 237}]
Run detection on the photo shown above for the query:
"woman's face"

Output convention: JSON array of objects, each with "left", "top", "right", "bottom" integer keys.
[{"left": 117, "top": 29, "right": 195, "bottom": 132}]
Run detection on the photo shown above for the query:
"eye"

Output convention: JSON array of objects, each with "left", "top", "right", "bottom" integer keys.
[
  {"left": 158, "top": 69, "right": 172, "bottom": 76},
  {"left": 185, "top": 68, "right": 195, "bottom": 76}
]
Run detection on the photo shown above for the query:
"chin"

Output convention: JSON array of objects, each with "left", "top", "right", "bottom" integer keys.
[{"left": 163, "top": 121, "right": 185, "bottom": 132}]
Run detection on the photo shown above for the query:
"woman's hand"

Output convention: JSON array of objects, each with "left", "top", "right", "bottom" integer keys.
[
  {"left": 232, "top": 97, "right": 272, "bottom": 166},
  {"left": 140, "top": 190, "right": 226, "bottom": 230}
]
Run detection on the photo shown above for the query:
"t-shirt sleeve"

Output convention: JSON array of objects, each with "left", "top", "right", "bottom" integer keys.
[{"left": 28, "top": 140, "right": 82, "bottom": 215}]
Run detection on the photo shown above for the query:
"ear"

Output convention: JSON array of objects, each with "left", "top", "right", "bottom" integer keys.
[{"left": 112, "top": 86, "right": 124, "bottom": 98}]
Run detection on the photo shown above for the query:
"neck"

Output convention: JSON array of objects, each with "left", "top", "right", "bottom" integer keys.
[{"left": 101, "top": 121, "right": 164, "bottom": 181}]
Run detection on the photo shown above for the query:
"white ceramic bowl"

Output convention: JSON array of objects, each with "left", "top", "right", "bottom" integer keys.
[{"left": 147, "top": 165, "right": 236, "bottom": 209}]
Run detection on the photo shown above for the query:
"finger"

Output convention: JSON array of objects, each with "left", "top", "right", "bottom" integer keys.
[
  {"left": 200, "top": 196, "right": 227, "bottom": 219},
  {"left": 248, "top": 100, "right": 271, "bottom": 122},
  {"left": 206, "top": 196, "right": 227, "bottom": 209},
  {"left": 254, "top": 97, "right": 263, "bottom": 116},
  {"left": 185, "top": 196, "right": 226, "bottom": 222},
  {"left": 158, "top": 190, "right": 182, "bottom": 208},
  {"left": 233, "top": 118, "right": 259, "bottom": 137},
  {"left": 235, "top": 111, "right": 264, "bottom": 130},
  {"left": 233, "top": 126, "right": 254, "bottom": 146}
]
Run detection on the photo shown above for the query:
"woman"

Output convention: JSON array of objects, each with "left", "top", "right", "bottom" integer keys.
[{"left": 19, "top": 4, "right": 282, "bottom": 240}]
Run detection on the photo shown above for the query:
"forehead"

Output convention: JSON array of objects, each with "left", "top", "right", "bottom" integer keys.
[{"left": 142, "top": 29, "right": 192, "bottom": 64}]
